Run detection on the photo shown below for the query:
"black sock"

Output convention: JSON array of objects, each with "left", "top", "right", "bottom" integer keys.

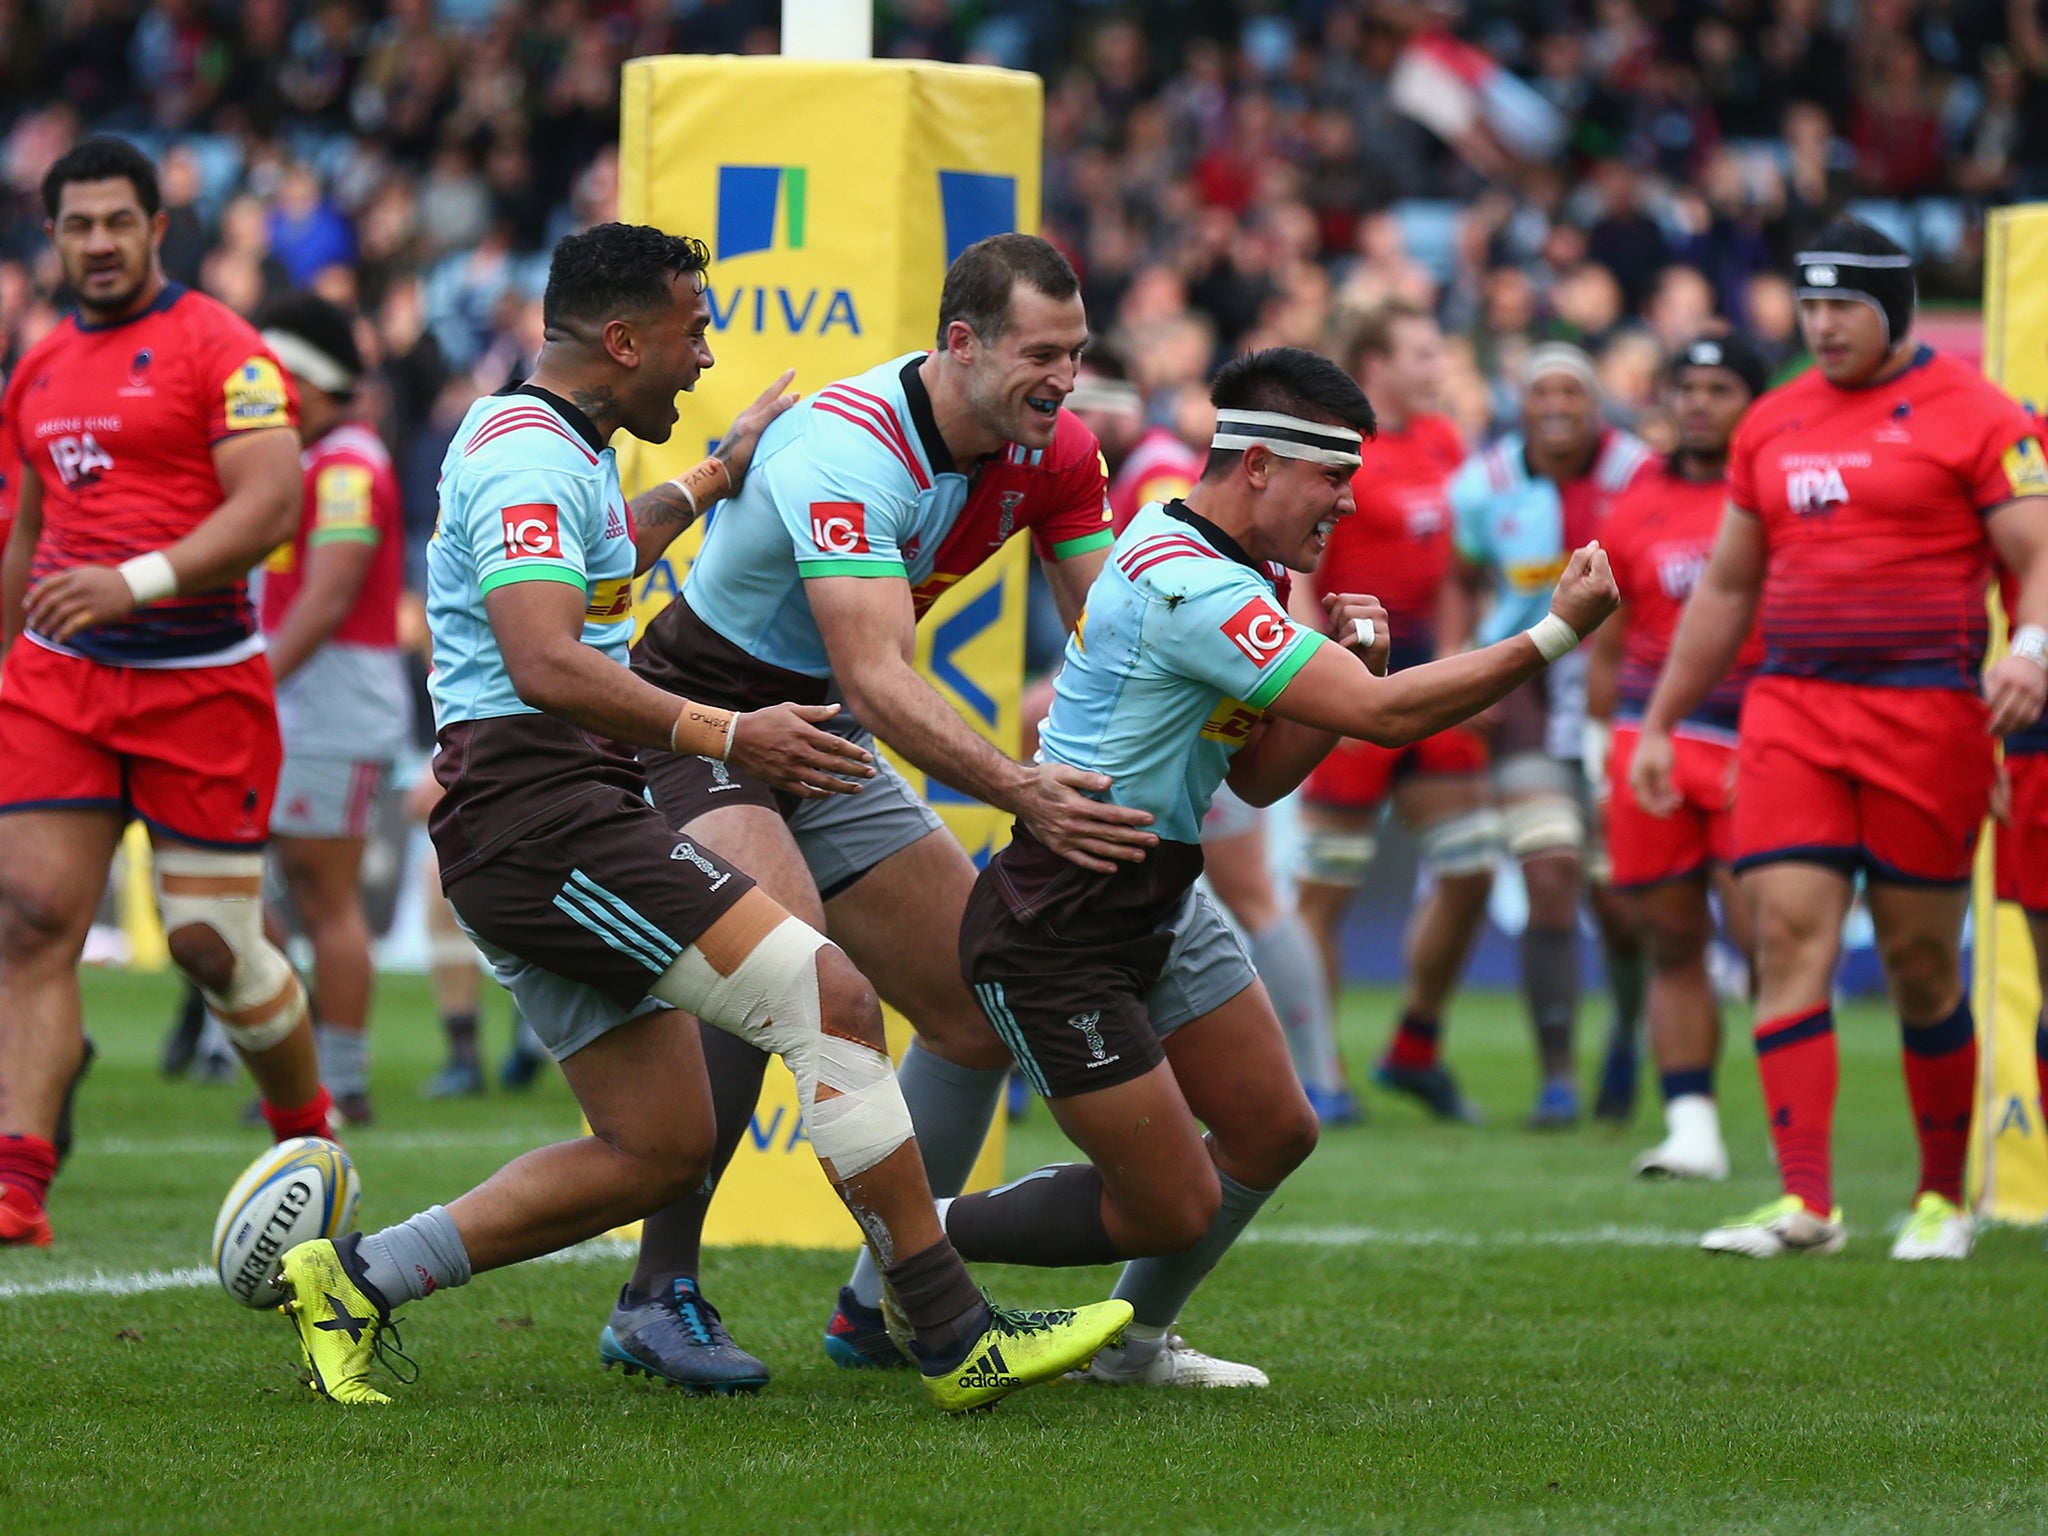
[
  {"left": 886, "top": 1238, "right": 989, "bottom": 1372},
  {"left": 443, "top": 1013, "right": 479, "bottom": 1068},
  {"left": 627, "top": 1019, "right": 768, "bottom": 1298},
  {"left": 1521, "top": 925, "right": 1579, "bottom": 1080},
  {"left": 945, "top": 1162, "right": 1122, "bottom": 1267}
]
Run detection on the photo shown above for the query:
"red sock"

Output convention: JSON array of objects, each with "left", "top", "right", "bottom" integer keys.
[
  {"left": 1754, "top": 1007, "right": 1837, "bottom": 1216},
  {"left": 1384, "top": 1012, "right": 1442, "bottom": 1071},
  {"left": 1902, "top": 1001, "right": 1976, "bottom": 1205},
  {"left": 0, "top": 1134, "right": 58, "bottom": 1209},
  {"left": 263, "top": 1087, "right": 335, "bottom": 1143}
]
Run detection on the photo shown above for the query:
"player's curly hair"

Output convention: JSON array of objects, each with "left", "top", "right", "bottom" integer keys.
[
  {"left": 542, "top": 222, "right": 710, "bottom": 334},
  {"left": 42, "top": 136, "right": 161, "bottom": 220},
  {"left": 1202, "top": 346, "right": 1377, "bottom": 479}
]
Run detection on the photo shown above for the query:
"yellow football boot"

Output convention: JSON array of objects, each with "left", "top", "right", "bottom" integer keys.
[
  {"left": 920, "top": 1298, "right": 1134, "bottom": 1414},
  {"left": 277, "top": 1237, "right": 396, "bottom": 1405}
]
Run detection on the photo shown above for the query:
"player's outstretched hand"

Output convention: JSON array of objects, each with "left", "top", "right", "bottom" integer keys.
[
  {"left": 1984, "top": 654, "right": 2048, "bottom": 738},
  {"left": 1549, "top": 541, "right": 1620, "bottom": 639},
  {"left": 24, "top": 565, "right": 136, "bottom": 644},
  {"left": 1627, "top": 725, "right": 1681, "bottom": 819},
  {"left": 714, "top": 369, "right": 800, "bottom": 493},
  {"left": 1322, "top": 592, "right": 1391, "bottom": 677},
  {"left": 727, "top": 701, "right": 876, "bottom": 799},
  {"left": 1018, "top": 762, "right": 1158, "bottom": 874}
]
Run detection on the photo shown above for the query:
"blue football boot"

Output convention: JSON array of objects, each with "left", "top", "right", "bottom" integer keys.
[{"left": 599, "top": 1277, "right": 769, "bottom": 1393}]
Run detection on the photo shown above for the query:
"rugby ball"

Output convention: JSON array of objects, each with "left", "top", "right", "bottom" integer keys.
[{"left": 211, "top": 1136, "right": 360, "bottom": 1309}]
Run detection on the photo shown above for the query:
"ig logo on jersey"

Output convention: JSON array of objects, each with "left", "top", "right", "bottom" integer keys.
[
  {"left": 810, "top": 501, "right": 870, "bottom": 555},
  {"left": 500, "top": 502, "right": 563, "bottom": 559},
  {"left": 1220, "top": 598, "right": 1293, "bottom": 666}
]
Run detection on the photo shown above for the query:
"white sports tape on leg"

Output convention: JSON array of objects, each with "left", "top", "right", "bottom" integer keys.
[
  {"left": 1300, "top": 828, "right": 1379, "bottom": 887},
  {"left": 429, "top": 933, "right": 481, "bottom": 969},
  {"left": 153, "top": 849, "right": 306, "bottom": 1052},
  {"left": 1418, "top": 807, "right": 1506, "bottom": 878},
  {"left": 1500, "top": 795, "right": 1585, "bottom": 860},
  {"left": 653, "top": 916, "right": 912, "bottom": 1179}
]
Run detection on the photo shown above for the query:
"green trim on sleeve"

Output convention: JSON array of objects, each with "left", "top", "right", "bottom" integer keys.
[
  {"left": 1245, "top": 630, "right": 1326, "bottom": 710},
  {"left": 478, "top": 561, "right": 584, "bottom": 596},
  {"left": 308, "top": 527, "right": 382, "bottom": 547},
  {"left": 795, "top": 558, "right": 911, "bottom": 579},
  {"left": 1049, "top": 529, "right": 1114, "bottom": 560}
]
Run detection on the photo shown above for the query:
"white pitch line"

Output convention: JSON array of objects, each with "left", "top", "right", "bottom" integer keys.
[{"left": 0, "top": 1229, "right": 1699, "bottom": 1304}]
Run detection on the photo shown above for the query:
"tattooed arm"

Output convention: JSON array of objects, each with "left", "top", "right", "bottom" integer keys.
[{"left": 628, "top": 370, "right": 798, "bottom": 575}]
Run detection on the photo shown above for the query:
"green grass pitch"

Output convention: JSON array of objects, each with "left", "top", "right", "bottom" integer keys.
[{"left": 5, "top": 969, "right": 2048, "bottom": 1535}]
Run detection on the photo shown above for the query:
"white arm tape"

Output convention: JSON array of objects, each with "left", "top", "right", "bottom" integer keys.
[
  {"left": 119, "top": 551, "right": 179, "bottom": 607},
  {"left": 1526, "top": 613, "right": 1580, "bottom": 664}
]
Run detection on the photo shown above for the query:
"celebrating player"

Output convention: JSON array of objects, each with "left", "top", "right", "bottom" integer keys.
[
  {"left": 1444, "top": 343, "right": 1654, "bottom": 1127},
  {"left": 272, "top": 222, "right": 1129, "bottom": 1408},
  {"left": 941, "top": 347, "right": 1618, "bottom": 1384},
  {"left": 0, "top": 139, "right": 324, "bottom": 1247},
  {"left": 1586, "top": 334, "right": 1767, "bottom": 1181},
  {"left": 1634, "top": 220, "right": 2048, "bottom": 1259},
  {"left": 1292, "top": 300, "right": 1490, "bottom": 1124},
  {"left": 603, "top": 235, "right": 1168, "bottom": 1390},
  {"left": 254, "top": 291, "right": 411, "bottom": 1126}
]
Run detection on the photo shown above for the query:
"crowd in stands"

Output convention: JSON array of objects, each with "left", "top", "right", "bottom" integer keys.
[{"left": 0, "top": 0, "right": 2036, "bottom": 543}]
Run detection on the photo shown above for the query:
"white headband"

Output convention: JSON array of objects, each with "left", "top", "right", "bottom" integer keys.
[
  {"left": 1066, "top": 378, "right": 1143, "bottom": 414},
  {"left": 262, "top": 328, "right": 357, "bottom": 395},
  {"left": 1211, "top": 408, "right": 1363, "bottom": 469},
  {"left": 1524, "top": 342, "right": 1600, "bottom": 395}
]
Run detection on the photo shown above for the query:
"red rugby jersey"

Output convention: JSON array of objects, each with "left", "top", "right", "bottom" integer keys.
[
  {"left": 0, "top": 398, "right": 17, "bottom": 555},
  {"left": 1728, "top": 348, "right": 2044, "bottom": 690},
  {"left": 911, "top": 408, "right": 1112, "bottom": 618},
  {"left": 4, "top": 283, "right": 299, "bottom": 666},
  {"left": 1603, "top": 458, "right": 1763, "bottom": 738},
  {"left": 259, "top": 421, "right": 404, "bottom": 649},
  {"left": 1314, "top": 412, "right": 1463, "bottom": 670},
  {"left": 1109, "top": 426, "right": 1203, "bottom": 533}
]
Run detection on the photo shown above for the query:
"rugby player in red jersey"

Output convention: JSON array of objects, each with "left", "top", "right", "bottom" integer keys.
[
  {"left": 1587, "top": 334, "right": 1767, "bottom": 1182},
  {"left": 1636, "top": 220, "right": 2048, "bottom": 1260},
  {"left": 0, "top": 139, "right": 320, "bottom": 1246},
  {"left": 255, "top": 291, "right": 411, "bottom": 1126},
  {"left": 1293, "top": 300, "right": 1491, "bottom": 1124},
  {"left": 1993, "top": 586, "right": 2048, "bottom": 1125}
]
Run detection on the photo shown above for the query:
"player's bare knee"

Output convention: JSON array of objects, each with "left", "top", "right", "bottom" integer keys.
[
  {"left": 815, "top": 946, "right": 885, "bottom": 1051},
  {"left": 0, "top": 881, "right": 87, "bottom": 964},
  {"left": 1880, "top": 933, "right": 1960, "bottom": 1019},
  {"left": 1643, "top": 915, "right": 1707, "bottom": 973},
  {"left": 915, "top": 1003, "right": 1010, "bottom": 1071},
  {"left": 165, "top": 923, "right": 237, "bottom": 992},
  {"left": 1118, "top": 1169, "right": 1220, "bottom": 1254}
]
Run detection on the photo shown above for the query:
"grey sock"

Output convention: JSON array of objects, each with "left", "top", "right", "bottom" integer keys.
[
  {"left": 1112, "top": 1168, "right": 1272, "bottom": 1330},
  {"left": 356, "top": 1204, "right": 472, "bottom": 1304},
  {"left": 848, "top": 1042, "right": 1005, "bottom": 1307},
  {"left": 1521, "top": 924, "right": 1579, "bottom": 1080},
  {"left": 1602, "top": 933, "right": 1647, "bottom": 1055},
  {"left": 1250, "top": 914, "right": 1342, "bottom": 1092},
  {"left": 315, "top": 1024, "right": 368, "bottom": 1097}
]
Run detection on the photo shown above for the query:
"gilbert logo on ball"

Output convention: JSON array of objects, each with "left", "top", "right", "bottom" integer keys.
[{"left": 212, "top": 1137, "right": 360, "bottom": 1309}]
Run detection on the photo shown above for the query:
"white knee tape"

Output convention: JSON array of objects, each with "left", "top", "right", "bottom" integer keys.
[
  {"left": 429, "top": 933, "right": 480, "bottom": 969},
  {"left": 1299, "top": 828, "right": 1379, "bottom": 888},
  {"left": 1419, "top": 808, "right": 1506, "bottom": 878},
  {"left": 1500, "top": 795, "right": 1585, "bottom": 860},
  {"left": 653, "top": 916, "right": 913, "bottom": 1179},
  {"left": 154, "top": 849, "right": 306, "bottom": 1052}
]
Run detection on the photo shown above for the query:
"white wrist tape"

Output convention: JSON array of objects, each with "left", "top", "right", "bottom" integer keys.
[
  {"left": 118, "top": 551, "right": 178, "bottom": 607},
  {"left": 2014, "top": 624, "right": 2048, "bottom": 670},
  {"left": 1526, "top": 613, "right": 1581, "bottom": 663}
]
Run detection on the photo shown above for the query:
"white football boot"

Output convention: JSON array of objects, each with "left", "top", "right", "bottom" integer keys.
[
  {"left": 1634, "top": 1095, "right": 1730, "bottom": 1181},
  {"left": 1700, "top": 1195, "right": 1845, "bottom": 1257},
  {"left": 1071, "top": 1332, "right": 1269, "bottom": 1388},
  {"left": 1888, "top": 1193, "right": 1975, "bottom": 1260}
]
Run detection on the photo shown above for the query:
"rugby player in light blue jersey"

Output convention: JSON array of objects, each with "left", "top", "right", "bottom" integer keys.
[
  {"left": 268, "top": 222, "right": 1131, "bottom": 1411},
  {"left": 937, "top": 347, "right": 1618, "bottom": 1386},
  {"left": 603, "top": 236, "right": 1155, "bottom": 1389}
]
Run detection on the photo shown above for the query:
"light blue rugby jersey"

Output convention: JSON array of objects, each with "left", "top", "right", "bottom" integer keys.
[
  {"left": 683, "top": 352, "right": 971, "bottom": 676},
  {"left": 1038, "top": 502, "right": 1327, "bottom": 846},
  {"left": 425, "top": 387, "right": 638, "bottom": 727},
  {"left": 1450, "top": 429, "right": 1651, "bottom": 644}
]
